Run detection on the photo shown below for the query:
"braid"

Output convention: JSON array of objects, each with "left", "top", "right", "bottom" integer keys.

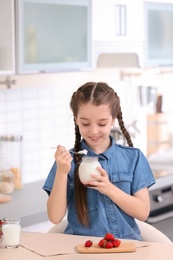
[
  {"left": 73, "top": 118, "right": 89, "bottom": 226},
  {"left": 73, "top": 119, "right": 82, "bottom": 164},
  {"left": 117, "top": 107, "right": 133, "bottom": 147}
]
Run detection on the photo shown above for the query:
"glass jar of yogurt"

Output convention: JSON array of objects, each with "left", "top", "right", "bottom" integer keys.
[{"left": 78, "top": 156, "right": 101, "bottom": 185}]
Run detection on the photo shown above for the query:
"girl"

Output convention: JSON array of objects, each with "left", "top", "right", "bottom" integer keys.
[{"left": 43, "top": 82, "right": 155, "bottom": 240}]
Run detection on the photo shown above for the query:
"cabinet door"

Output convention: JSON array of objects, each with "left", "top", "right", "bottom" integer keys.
[
  {"left": 0, "top": 0, "right": 15, "bottom": 74},
  {"left": 121, "top": 0, "right": 144, "bottom": 42},
  {"left": 92, "top": 0, "right": 144, "bottom": 42}
]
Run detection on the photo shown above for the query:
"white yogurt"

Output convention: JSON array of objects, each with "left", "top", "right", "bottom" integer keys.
[
  {"left": 78, "top": 156, "right": 101, "bottom": 185},
  {"left": 78, "top": 149, "right": 88, "bottom": 155},
  {"left": 2, "top": 224, "right": 21, "bottom": 248}
]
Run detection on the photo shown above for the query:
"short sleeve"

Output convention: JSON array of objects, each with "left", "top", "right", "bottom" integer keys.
[
  {"left": 42, "top": 161, "right": 57, "bottom": 195},
  {"left": 131, "top": 150, "right": 155, "bottom": 194}
]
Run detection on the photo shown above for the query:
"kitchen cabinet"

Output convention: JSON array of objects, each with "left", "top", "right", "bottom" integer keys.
[
  {"left": 92, "top": 0, "right": 144, "bottom": 42},
  {"left": 92, "top": 0, "right": 144, "bottom": 67},
  {"left": 0, "top": 0, "right": 15, "bottom": 75},
  {"left": 15, "top": 0, "right": 92, "bottom": 74}
]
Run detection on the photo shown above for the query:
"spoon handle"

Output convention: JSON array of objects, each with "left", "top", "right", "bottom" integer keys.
[
  {"left": 50, "top": 147, "right": 80, "bottom": 154},
  {"left": 50, "top": 147, "right": 88, "bottom": 155}
]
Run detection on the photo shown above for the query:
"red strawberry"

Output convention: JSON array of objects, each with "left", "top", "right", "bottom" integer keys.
[
  {"left": 84, "top": 240, "right": 93, "bottom": 247},
  {"left": 0, "top": 219, "right": 5, "bottom": 239},
  {"left": 98, "top": 238, "right": 107, "bottom": 248},
  {"left": 104, "top": 233, "right": 114, "bottom": 241},
  {"left": 112, "top": 238, "right": 121, "bottom": 247},
  {"left": 105, "top": 241, "right": 113, "bottom": 249}
]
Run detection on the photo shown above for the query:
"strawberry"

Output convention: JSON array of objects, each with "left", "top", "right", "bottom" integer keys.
[
  {"left": 84, "top": 240, "right": 93, "bottom": 247},
  {"left": 104, "top": 233, "right": 114, "bottom": 241},
  {"left": 98, "top": 238, "right": 107, "bottom": 248},
  {"left": 105, "top": 241, "right": 113, "bottom": 249},
  {"left": 112, "top": 238, "right": 121, "bottom": 247},
  {"left": 0, "top": 219, "right": 5, "bottom": 240}
]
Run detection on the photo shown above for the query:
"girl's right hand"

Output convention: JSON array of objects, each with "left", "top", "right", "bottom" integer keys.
[{"left": 54, "top": 145, "right": 73, "bottom": 174}]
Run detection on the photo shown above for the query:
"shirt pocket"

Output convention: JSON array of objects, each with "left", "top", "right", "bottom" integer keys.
[{"left": 112, "top": 172, "right": 133, "bottom": 194}]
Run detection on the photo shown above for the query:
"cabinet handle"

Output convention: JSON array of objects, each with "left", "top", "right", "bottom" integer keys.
[
  {"left": 115, "top": 5, "right": 126, "bottom": 36},
  {"left": 0, "top": 76, "right": 16, "bottom": 89}
]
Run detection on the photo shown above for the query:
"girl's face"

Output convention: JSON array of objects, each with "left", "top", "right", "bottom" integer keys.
[{"left": 75, "top": 103, "right": 115, "bottom": 154}]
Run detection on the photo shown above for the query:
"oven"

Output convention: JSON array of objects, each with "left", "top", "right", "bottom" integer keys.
[{"left": 147, "top": 168, "right": 173, "bottom": 242}]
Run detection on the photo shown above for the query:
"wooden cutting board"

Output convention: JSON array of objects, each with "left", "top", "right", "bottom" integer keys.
[{"left": 76, "top": 241, "right": 136, "bottom": 254}]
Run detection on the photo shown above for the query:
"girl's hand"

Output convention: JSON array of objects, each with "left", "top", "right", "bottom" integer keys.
[
  {"left": 87, "top": 166, "right": 112, "bottom": 195},
  {"left": 54, "top": 145, "right": 73, "bottom": 174}
]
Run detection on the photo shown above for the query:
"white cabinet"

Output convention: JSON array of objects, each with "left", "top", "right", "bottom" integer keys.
[
  {"left": 92, "top": 0, "right": 144, "bottom": 42},
  {"left": 92, "top": 0, "right": 144, "bottom": 67},
  {"left": 119, "top": 0, "right": 144, "bottom": 42},
  {"left": 15, "top": 0, "right": 92, "bottom": 74},
  {"left": 0, "top": 0, "right": 15, "bottom": 75}
]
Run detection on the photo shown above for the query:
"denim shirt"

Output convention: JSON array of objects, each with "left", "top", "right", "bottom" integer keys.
[{"left": 43, "top": 136, "right": 155, "bottom": 240}]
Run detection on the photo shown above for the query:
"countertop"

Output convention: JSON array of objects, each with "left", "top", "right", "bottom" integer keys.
[{"left": 0, "top": 180, "right": 48, "bottom": 227}]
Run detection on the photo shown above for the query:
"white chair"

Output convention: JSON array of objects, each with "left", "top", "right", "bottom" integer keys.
[
  {"left": 135, "top": 219, "right": 172, "bottom": 244},
  {"left": 48, "top": 218, "right": 172, "bottom": 244},
  {"left": 47, "top": 219, "right": 67, "bottom": 234}
]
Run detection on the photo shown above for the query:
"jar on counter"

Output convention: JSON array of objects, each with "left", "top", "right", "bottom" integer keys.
[
  {"left": 0, "top": 162, "right": 14, "bottom": 194},
  {"left": 0, "top": 135, "right": 22, "bottom": 190},
  {"left": 78, "top": 156, "right": 101, "bottom": 185}
]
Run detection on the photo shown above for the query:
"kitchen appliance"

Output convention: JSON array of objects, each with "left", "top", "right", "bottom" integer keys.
[{"left": 147, "top": 164, "right": 173, "bottom": 242}]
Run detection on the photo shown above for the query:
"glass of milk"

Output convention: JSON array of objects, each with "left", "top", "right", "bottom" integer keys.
[{"left": 2, "top": 218, "right": 21, "bottom": 248}]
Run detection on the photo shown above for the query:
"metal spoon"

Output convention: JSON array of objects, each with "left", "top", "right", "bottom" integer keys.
[{"left": 50, "top": 147, "right": 88, "bottom": 155}]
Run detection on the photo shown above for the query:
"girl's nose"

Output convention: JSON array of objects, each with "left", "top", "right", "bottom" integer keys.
[{"left": 89, "top": 125, "right": 99, "bottom": 134}]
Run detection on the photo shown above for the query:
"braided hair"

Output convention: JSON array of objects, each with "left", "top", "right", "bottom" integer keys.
[{"left": 70, "top": 82, "right": 133, "bottom": 226}]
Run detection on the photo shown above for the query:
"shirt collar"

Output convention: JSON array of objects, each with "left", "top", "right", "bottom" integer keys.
[{"left": 80, "top": 136, "right": 115, "bottom": 160}]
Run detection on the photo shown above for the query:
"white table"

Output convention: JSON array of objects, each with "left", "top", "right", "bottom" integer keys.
[{"left": 0, "top": 231, "right": 173, "bottom": 260}]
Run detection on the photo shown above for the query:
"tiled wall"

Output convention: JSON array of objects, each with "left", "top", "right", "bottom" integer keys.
[
  {"left": 0, "top": 69, "right": 121, "bottom": 184},
  {"left": 0, "top": 69, "right": 173, "bottom": 184},
  {"left": 0, "top": 84, "right": 72, "bottom": 183}
]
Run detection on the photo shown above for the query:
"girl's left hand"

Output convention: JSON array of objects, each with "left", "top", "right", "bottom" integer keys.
[{"left": 88, "top": 166, "right": 112, "bottom": 195}]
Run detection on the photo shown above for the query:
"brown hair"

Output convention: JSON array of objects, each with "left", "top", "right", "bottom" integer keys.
[{"left": 70, "top": 82, "right": 133, "bottom": 226}]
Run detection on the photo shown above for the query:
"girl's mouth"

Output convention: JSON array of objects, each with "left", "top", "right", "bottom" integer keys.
[{"left": 89, "top": 136, "right": 100, "bottom": 141}]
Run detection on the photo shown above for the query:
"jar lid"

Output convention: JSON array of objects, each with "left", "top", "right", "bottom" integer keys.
[{"left": 0, "top": 135, "right": 22, "bottom": 142}]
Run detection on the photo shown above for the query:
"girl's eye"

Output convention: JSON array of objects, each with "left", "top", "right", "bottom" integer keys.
[{"left": 81, "top": 123, "right": 107, "bottom": 127}]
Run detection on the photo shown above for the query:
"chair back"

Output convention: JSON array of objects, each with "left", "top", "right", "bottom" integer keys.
[{"left": 48, "top": 218, "right": 172, "bottom": 244}]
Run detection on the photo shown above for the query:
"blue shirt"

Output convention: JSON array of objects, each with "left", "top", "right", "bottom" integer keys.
[{"left": 43, "top": 136, "right": 155, "bottom": 240}]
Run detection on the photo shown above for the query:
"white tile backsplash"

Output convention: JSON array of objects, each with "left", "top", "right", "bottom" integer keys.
[{"left": 0, "top": 69, "right": 173, "bottom": 184}]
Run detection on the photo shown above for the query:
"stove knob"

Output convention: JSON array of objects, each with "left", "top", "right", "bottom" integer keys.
[{"left": 154, "top": 195, "right": 163, "bottom": 203}]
